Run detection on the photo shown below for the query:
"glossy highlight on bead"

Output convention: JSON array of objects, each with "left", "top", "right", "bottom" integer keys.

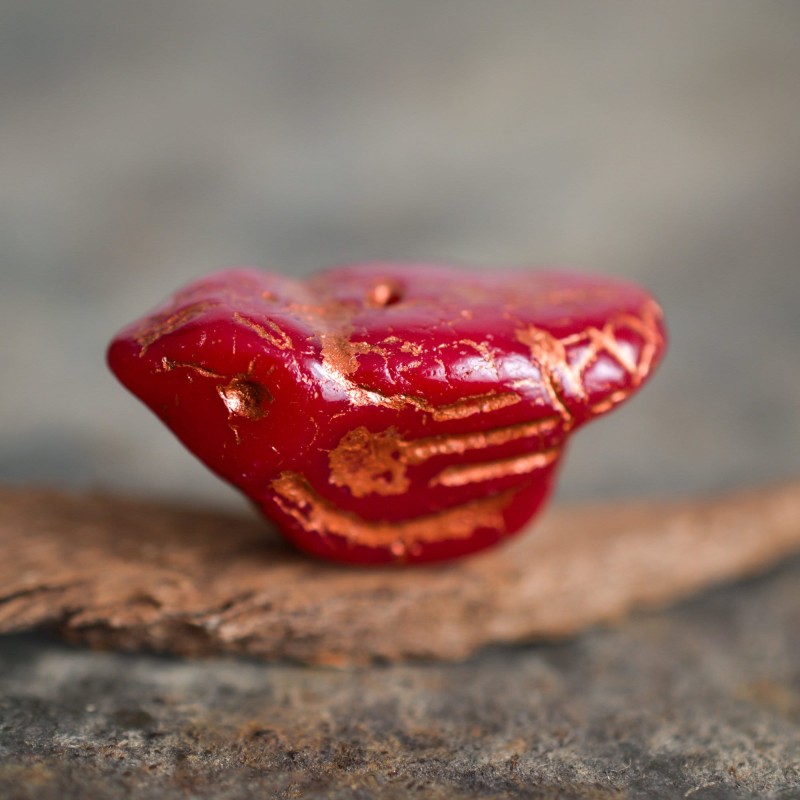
[{"left": 107, "top": 263, "right": 667, "bottom": 565}]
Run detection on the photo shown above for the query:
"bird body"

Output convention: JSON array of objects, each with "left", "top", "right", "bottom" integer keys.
[{"left": 108, "top": 263, "right": 666, "bottom": 564}]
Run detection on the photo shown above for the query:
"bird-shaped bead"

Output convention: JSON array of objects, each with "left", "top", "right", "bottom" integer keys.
[{"left": 108, "top": 263, "right": 667, "bottom": 565}]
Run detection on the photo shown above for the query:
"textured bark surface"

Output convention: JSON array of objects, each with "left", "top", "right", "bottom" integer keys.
[
  {"left": 1, "top": 481, "right": 799, "bottom": 665},
  {"left": 1, "top": 555, "right": 799, "bottom": 799}
]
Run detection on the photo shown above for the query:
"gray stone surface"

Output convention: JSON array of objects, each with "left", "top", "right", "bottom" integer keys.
[
  {"left": 1, "top": 556, "right": 800, "bottom": 799},
  {"left": 1, "top": 2, "right": 800, "bottom": 797}
]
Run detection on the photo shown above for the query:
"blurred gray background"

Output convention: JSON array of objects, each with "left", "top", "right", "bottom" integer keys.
[{"left": 1, "top": 0, "right": 798, "bottom": 509}]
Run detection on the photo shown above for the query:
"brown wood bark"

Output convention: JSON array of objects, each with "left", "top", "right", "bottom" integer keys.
[{"left": 1, "top": 482, "right": 799, "bottom": 664}]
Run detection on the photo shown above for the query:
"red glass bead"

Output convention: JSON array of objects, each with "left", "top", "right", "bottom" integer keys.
[{"left": 107, "top": 263, "right": 667, "bottom": 565}]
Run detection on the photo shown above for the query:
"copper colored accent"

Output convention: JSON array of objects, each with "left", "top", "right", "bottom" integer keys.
[
  {"left": 320, "top": 333, "right": 429, "bottom": 383},
  {"left": 307, "top": 290, "right": 522, "bottom": 423},
  {"left": 328, "top": 427, "right": 410, "bottom": 498},
  {"left": 332, "top": 379, "right": 521, "bottom": 421},
  {"left": 399, "top": 340, "right": 423, "bottom": 356},
  {"left": 429, "top": 391, "right": 521, "bottom": 421},
  {"left": 586, "top": 327, "right": 638, "bottom": 374},
  {"left": 160, "top": 358, "right": 222, "bottom": 379},
  {"left": 307, "top": 295, "right": 519, "bottom": 422},
  {"left": 430, "top": 448, "right": 560, "bottom": 488},
  {"left": 319, "top": 334, "right": 373, "bottom": 378},
  {"left": 328, "top": 417, "right": 562, "bottom": 498},
  {"left": 588, "top": 389, "right": 629, "bottom": 416},
  {"left": 617, "top": 299, "right": 665, "bottom": 383},
  {"left": 515, "top": 325, "right": 575, "bottom": 418},
  {"left": 403, "top": 417, "right": 560, "bottom": 462},
  {"left": 456, "top": 338, "right": 497, "bottom": 363},
  {"left": 271, "top": 471, "right": 512, "bottom": 550},
  {"left": 232, "top": 312, "right": 293, "bottom": 350},
  {"left": 396, "top": 359, "right": 423, "bottom": 373},
  {"left": 516, "top": 300, "right": 665, "bottom": 417},
  {"left": 562, "top": 305, "right": 664, "bottom": 389},
  {"left": 134, "top": 301, "right": 219, "bottom": 355},
  {"left": 217, "top": 377, "right": 273, "bottom": 420}
]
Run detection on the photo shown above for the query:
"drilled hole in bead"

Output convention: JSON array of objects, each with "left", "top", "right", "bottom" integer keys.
[{"left": 367, "top": 281, "right": 403, "bottom": 307}]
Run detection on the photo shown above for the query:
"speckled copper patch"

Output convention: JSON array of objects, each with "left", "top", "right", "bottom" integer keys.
[{"left": 328, "top": 418, "right": 562, "bottom": 498}]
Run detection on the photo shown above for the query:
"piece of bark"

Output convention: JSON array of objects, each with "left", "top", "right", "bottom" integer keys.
[{"left": 0, "top": 482, "right": 799, "bottom": 664}]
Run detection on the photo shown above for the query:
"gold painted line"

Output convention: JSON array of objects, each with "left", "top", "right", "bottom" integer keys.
[
  {"left": 160, "top": 358, "right": 222, "bottom": 379},
  {"left": 403, "top": 417, "right": 561, "bottom": 463},
  {"left": 430, "top": 448, "right": 560, "bottom": 488},
  {"left": 233, "top": 312, "right": 293, "bottom": 350},
  {"left": 271, "top": 471, "right": 513, "bottom": 550},
  {"left": 135, "top": 301, "right": 219, "bottom": 355},
  {"left": 340, "top": 382, "right": 522, "bottom": 421},
  {"left": 429, "top": 391, "right": 521, "bottom": 421},
  {"left": 587, "top": 389, "right": 629, "bottom": 415}
]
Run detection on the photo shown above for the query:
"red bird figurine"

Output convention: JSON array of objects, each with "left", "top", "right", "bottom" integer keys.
[{"left": 108, "top": 263, "right": 667, "bottom": 565}]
